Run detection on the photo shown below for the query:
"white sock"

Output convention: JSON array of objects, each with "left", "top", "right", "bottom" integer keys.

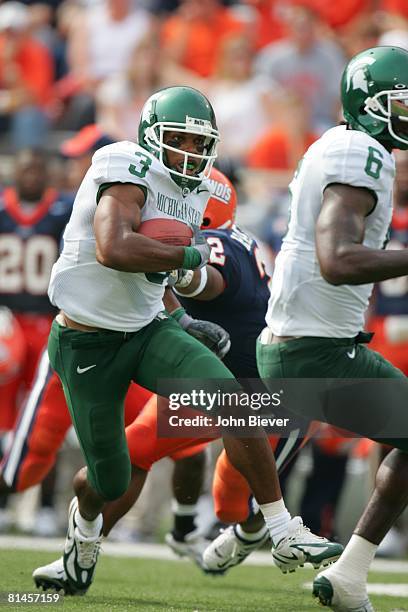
[
  {"left": 259, "top": 499, "right": 291, "bottom": 546},
  {"left": 75, "top": 509, "right": 103, "bottom": 538},
  {"left": 328, "top": 534, "right": 377, "bottom": 585},
  {"left": 171, "top": 500, "right": 197, "bottom": 516},
  {"left": 236, "top": 523, "right": 267, "bottom": 542}
]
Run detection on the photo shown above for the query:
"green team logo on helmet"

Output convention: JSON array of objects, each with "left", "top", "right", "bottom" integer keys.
[
  {"left": 138, "top": 86, "right": 220, "bottom": 192},
  {"left": 341, "top": 46, "right": 408, "bottom": 150}
]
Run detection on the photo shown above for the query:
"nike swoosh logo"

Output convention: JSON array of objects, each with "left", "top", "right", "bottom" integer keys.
[
  {"left": 197, "top": 188, "right": 209, "bottom": 194},
  {"left": 273, "top": 552, "right": 299, "bottom": 561},
  {"left": 77, "top": 364, "right": 97, "bottom": 374},
  {"left": 216, "top": 561, "right": 230, "bottom": 569},
  {"left": 294, "top": 544, "right": 330, "bottom": 554},
  {"left": 346, "top": 347, "right": 356, "bottom": 359}
]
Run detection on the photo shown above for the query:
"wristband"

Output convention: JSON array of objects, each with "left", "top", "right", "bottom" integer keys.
[
  {"left": 169, "top": 306, "right": 193, "bottom": 330},
  {"left": 175, "top": 266, "right": 208, "bottom": 298},
  {"left": 170, "top": 307, "right": 186, "bottom": 322},
  {"left": 182, "top": 246, "right": 201, "bottom": 270}
]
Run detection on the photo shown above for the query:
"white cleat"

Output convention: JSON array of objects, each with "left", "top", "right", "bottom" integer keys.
[
  {"left": 165, "top": 530, "right": 209, "bottom": 568},
  {"left": 272, "top": 516, "right": 343, "bottom": 574},
  {"left": 62, "top": 497, "right": 102, "bottom": 594},
  {"left": 313, "top": 566, "right": 375, "bottom": 611},
  {"left": 33, "top": 557, "right": 71, "bottom": 594},
  {"left": 202, "top": 525, "right": 269, "bottom": 574}
]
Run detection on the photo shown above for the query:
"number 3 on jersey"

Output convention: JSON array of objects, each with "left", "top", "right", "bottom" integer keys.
[{"left": 129, "top": 151, "right": 152, "bottom": 179}]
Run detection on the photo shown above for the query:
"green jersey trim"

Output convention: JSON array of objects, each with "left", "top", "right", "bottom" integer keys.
[
  {"left": 323, "top": 182, "right": 378, "bottom": 216},
  {"left": 96, "top": 182, "right": 148, "bottom": 204}
]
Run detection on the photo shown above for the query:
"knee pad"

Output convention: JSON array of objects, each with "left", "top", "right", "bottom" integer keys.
[{"left": 90, "top": 449, "right": 131, "bottom": 501}]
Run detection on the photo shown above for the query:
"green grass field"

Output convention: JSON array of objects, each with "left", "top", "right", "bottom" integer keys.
[{"left": 1, "top": 549, "right": 408, "bottom": 612}]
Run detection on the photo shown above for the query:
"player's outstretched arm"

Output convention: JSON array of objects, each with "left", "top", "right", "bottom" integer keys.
[
  {"left": 316, "top": 183, "right": 408, "bottom": 285},
  {"left": 94, "top": 183, "right": 207, "bottom": 273}
]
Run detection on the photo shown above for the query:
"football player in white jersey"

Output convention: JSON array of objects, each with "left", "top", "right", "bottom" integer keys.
[
  {"left": 257, "top": 47, "right": 408, "bottom": 611},
  {"left": 42, "top": 86, "right": 341, "bottom": 596}
]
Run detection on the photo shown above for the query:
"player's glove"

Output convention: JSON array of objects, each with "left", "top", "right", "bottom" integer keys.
[
  {"left": 171, "top": 307, "right": 231, "bottom": 359},
  {"left": 182, "top": 226, "right": 211, "bottom": 270},
  {"left": 167, "top": 269, "right": 194, "bottom": 289}
]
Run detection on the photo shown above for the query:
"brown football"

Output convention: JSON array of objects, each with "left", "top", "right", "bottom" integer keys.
[{"left": 138, "top": 218, "right": 193, "bottom": 246}]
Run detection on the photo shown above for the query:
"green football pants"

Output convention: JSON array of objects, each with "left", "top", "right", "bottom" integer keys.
[{"left": 48, "top": 313, "right": 237, "bottom": 500}]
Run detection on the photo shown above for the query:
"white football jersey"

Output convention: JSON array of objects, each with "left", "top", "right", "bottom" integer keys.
[
  {"left": 267, "top": 125, "right": 395, "bottom": 337},
  {"left": 48, "top": 141, "right": 210, "bottom": 331}
]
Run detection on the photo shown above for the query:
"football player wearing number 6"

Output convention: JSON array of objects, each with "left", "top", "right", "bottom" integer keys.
[
  {"left": 255, "top": 46, "right": 408, "bottom": 611},
  {"left": 45, "top": 86, "right": 341, "bottom": 596}
]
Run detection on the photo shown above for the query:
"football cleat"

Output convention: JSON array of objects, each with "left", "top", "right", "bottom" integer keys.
[
  {"left": 62, "top": 497, "right": 102, "bottom": 594},
  {"left": 313, "top": 569, "right": 374, "bottom": 611},
  {"left": 165, "top": 530, "right": 209, "bottom": 569},
  {"left": 202, "top": 525, "right": 269, "bottom": 574},
  {"left": 272, "top": 516, "right": 343, "bottom": 574},
  {"left": 33, "top": 557, "right": 82, "bottom": 595}
]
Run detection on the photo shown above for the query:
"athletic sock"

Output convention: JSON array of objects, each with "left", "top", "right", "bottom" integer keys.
[
  {"left": 236, "top": 523, "right": 268, "bottom": 542},
  {"left": 75, "top": 509, "right": 103, "bottom": 538},
  {"left": 259, "top": 499, "right": 291, "bottom": 547},
  {"left": 327, "top": 534, "right": 377, "bottom": 584},
  {"left": 172, "top": 500, "right": 198, "bottom": 541}
]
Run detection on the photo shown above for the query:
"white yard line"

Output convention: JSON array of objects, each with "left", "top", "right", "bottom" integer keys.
[
  {"left": 304, "top": 582, "right": 408, "bottom": 598},
  {"left": 1, "top": 535, "right": 408, "bottom": 573}
]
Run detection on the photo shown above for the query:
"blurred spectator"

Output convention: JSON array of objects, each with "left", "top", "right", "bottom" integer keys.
[
  {"left": 380, "top": 0, "right": 408, "bottom": 20},
  {"left": 26, "top": 3, "right": 56, "bottom": 50},
  {"left": 246, "top": 88, "right": 317, "bottom": 171},
  {"left": 57, "top": 0, "right": 153, "bottom": 130},
  {"left": 255, "top": 4, "right": 346, "bottom": 134},
  {"left": 208, "top": 34, "right": 278, "bottom": 165},
  {"left": 338, "top": 12, "right": 381, "bottom": 59},
  {"left": 241, "top": 86, "right": 318, "bottom": 268},
  {"left": 161, "top": 0, "right": 245, "bottom": 78},
  {"left": 60, "top": 123, "right": 114, "bottom": 191},
  {"left": 303, "top": 0, "right": 372, "bottom": 30},
  {"left": 0, "top": 2, "right": 54, "bottom": 149},
  {"left": 96, "top": 31, "right": 204, "bottom": 141},
  {"left": 238, "top": 0, "right": 288, "bottom": 50},
  {"left": 68, "top": 0, "right": 153, "bottom": 87}
]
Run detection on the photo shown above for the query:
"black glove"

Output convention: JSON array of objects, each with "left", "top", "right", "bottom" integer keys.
[{"left": 171, "top": 308, "right": 231, "bottom": 359}]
